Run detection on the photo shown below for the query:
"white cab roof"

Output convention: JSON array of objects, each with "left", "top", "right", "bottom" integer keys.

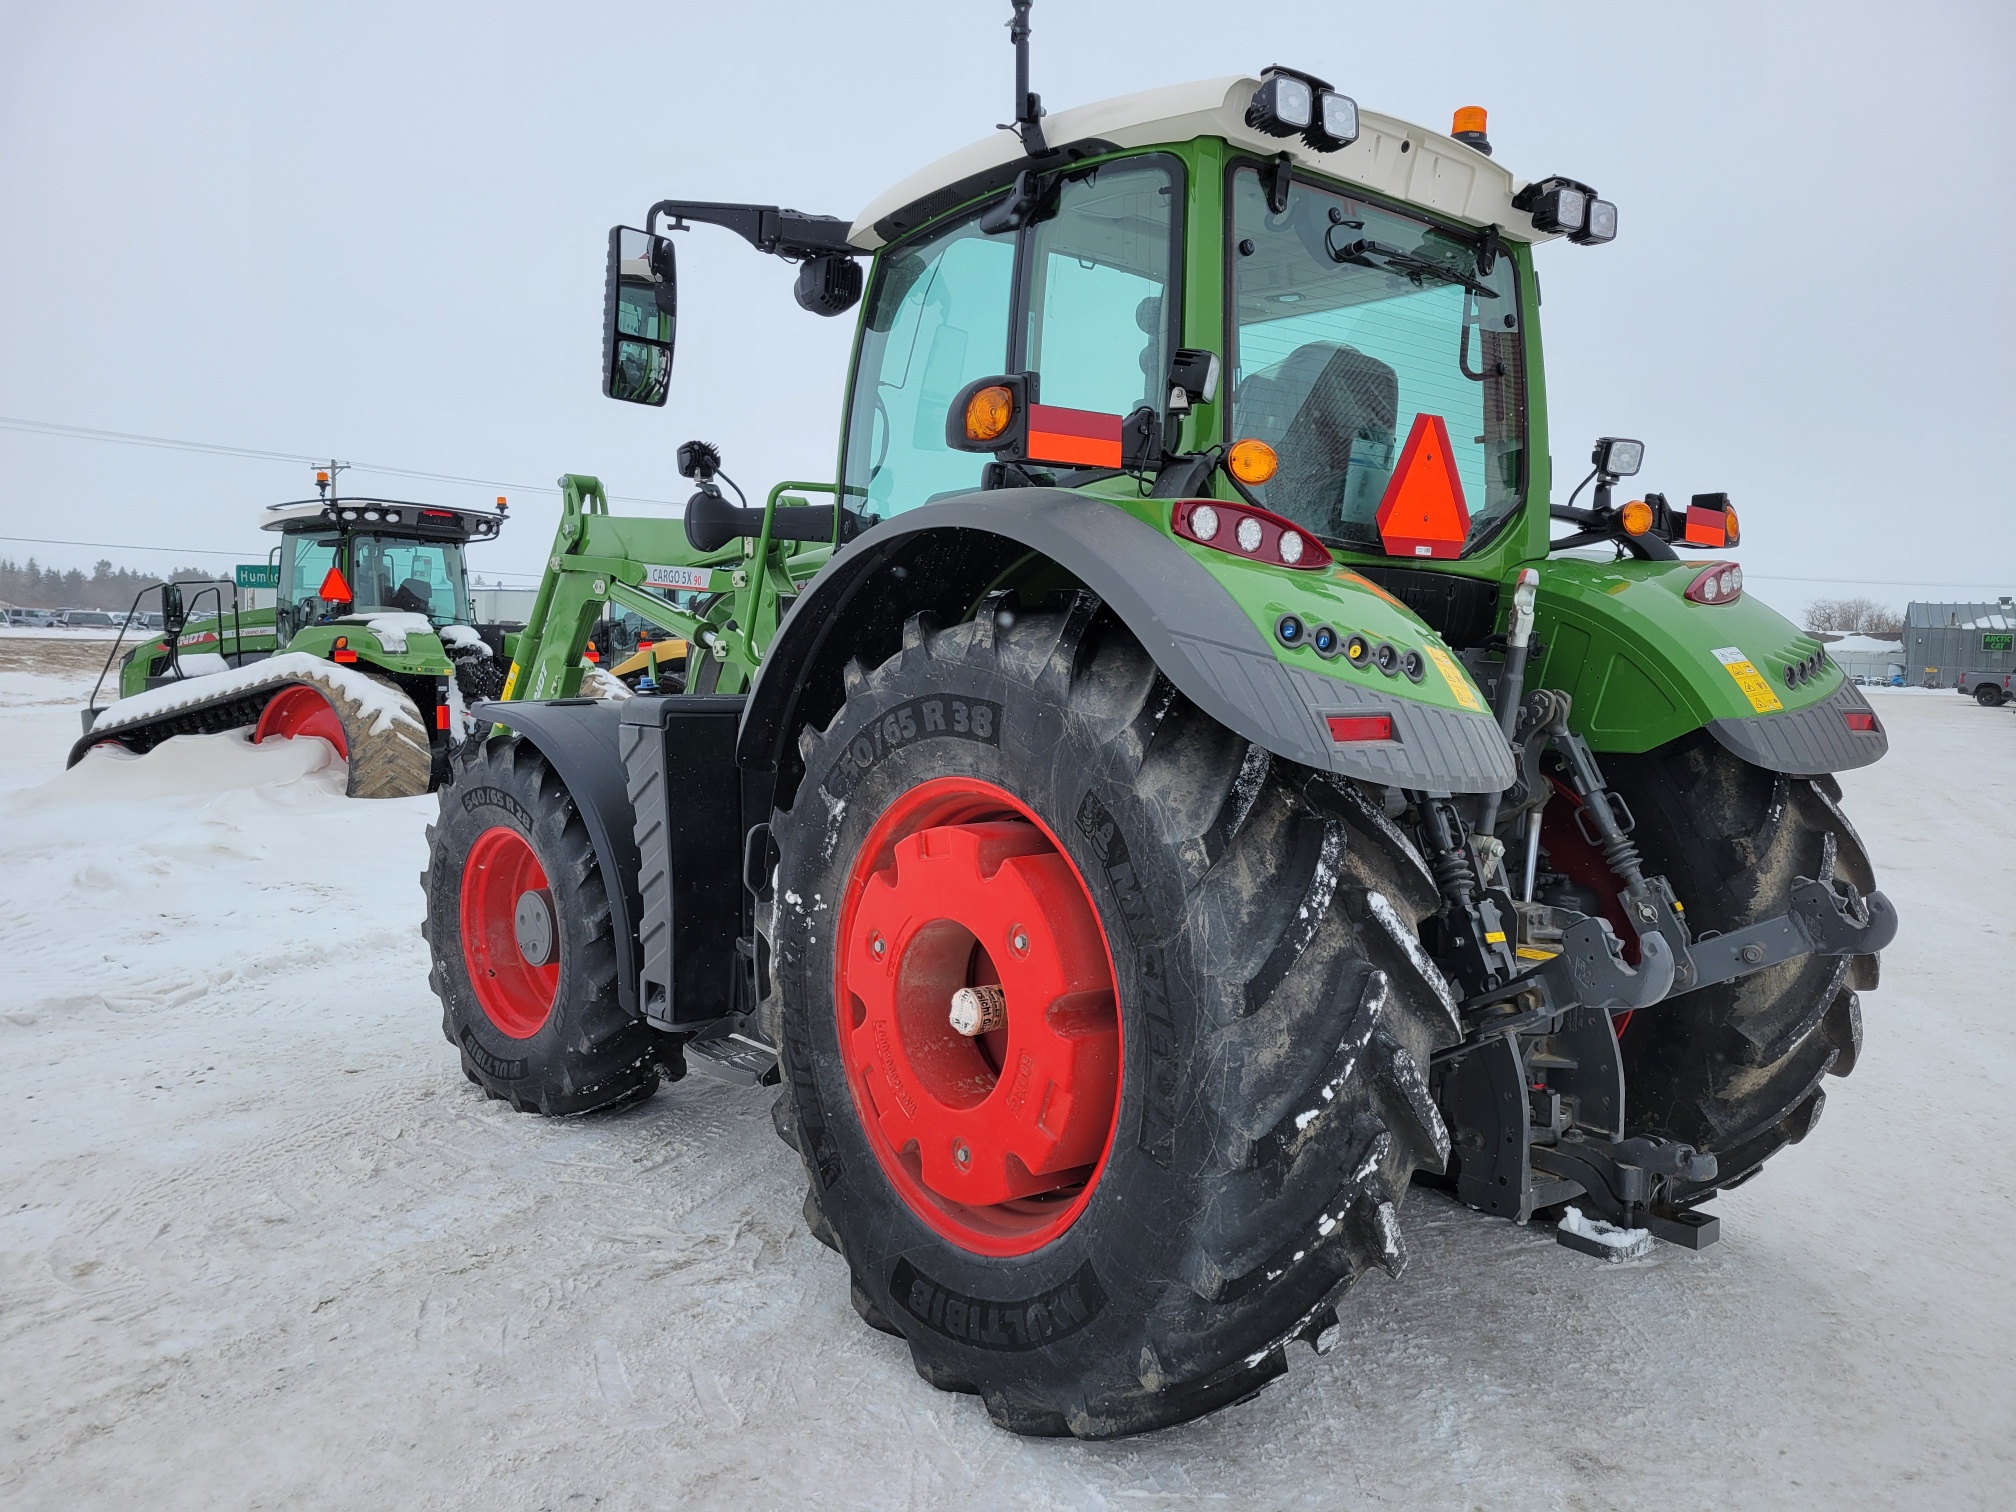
[{"left": 851, "top": 75, "right": 1553, "bottom": 250}]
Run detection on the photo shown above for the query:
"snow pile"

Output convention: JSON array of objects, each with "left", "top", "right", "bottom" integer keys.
[
  {"left": 49, "top": 726, "right": 343, "bottom": 801},
  {"left": 582, "top": 664, "right": 633, "bottom": 700},
  {"left": 345, "top": 612, "right": 437, "bottom": 653},
  {"left": 1557, "top": 1205, "right": 1654, "bottom": 1262},
  {"left": 438, "top": 623, "right": 491, "bottom": 656},
  {"left": 87, "top": 652, "right": 426, "bottom": 738}
]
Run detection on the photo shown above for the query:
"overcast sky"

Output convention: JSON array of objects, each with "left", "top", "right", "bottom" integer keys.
[{"left": 2, "top": 0, "right": 2011, "bottom": 612}]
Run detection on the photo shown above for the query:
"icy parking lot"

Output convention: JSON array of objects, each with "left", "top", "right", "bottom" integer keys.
[{"left": 2, "top": 652, "right": 2011, "bottom": 1511}]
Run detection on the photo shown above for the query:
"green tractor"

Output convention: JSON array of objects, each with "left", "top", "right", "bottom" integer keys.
[
  {"left": 423, "top": 4, "right": 1896, "bottom": 1437},
  {"left": 70, "top": 469, "right": 513, "bottom": 797}
]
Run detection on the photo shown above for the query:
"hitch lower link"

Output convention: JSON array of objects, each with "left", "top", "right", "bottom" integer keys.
[{"left": 1428, "top": 682, "right": 1898, "bottom": 1258}]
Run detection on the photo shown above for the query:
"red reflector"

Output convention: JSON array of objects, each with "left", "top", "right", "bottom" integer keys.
[
  {"left": 436, "top": 703, "right": 451, "bottom": 729},
  {"left": 333, "top": 649, "right": 358, "bottom": 663},
  {"left": 1025, "top": 403, "right": 1123, "bottom": 469},
  {"left": 1684, "top": 506, "right": 1726, "bottom": 546},
  {"left": 423, "top": 508, "right": 456, "bottom": 521},
  {"left": 1327, "top": 713, "right": 1395, "bottom": 743},
  {"left": 1844, "top": 710, "right": 1879, "bottom": 733}
]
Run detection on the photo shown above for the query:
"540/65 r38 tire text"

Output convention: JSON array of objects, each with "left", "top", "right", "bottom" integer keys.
[{"left": 768, "top": 595, "right": 1464, "bottom": 1438}]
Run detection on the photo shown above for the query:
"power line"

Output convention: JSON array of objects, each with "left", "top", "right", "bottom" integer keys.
[{"left": 0, "top": 415, "right": 680, "bottom": 507}]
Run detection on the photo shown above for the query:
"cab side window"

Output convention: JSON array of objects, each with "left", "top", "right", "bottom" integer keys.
[
  {"left": 842, "top": 217, "right": 1015, "bottom": 522},
  {"left": 1022, "top": 159, "right": 1176, "bottom": 417}
]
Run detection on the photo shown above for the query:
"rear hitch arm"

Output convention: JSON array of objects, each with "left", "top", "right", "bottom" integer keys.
[{"left": 1677, "top": 873, "right": 1899, "bottom": 997}]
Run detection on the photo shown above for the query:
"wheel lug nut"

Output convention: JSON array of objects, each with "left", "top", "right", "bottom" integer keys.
[
  {"left": 953, "top": 1140, "right": 971, "bottom": 1167},
  {"left": 870, "top": 933, "right": 886, "bottom": 958},
  {"left": 1010, "top": 928, "right": 1030, "bottom": 956}
]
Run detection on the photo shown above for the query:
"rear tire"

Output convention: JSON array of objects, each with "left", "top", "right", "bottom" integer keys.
[
  {"left": 1600, "top": 732, "right": 1879, "bottom": 1201},
  {"left": 768, "top": 596, "right": 1460, "bottom": 1438},
  {"left": 421, "top": 733, "right": 672, "bottom": 1113},
  {"left": 1974, "top": 685, "right": 2004, "bottom": 708}
]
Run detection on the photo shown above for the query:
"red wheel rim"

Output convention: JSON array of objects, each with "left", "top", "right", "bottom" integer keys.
[
  {"left": 253, "top": 684, "right": 349, "bottom": 759},
  {"left": 835, "top": 776, "right": 1122, "bottom": 1256},
  {"left": 459, "top": 826, "right": 560, "bottom": 1039}
]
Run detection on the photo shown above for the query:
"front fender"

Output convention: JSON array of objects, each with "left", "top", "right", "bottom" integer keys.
[
  {"left": 1530, "top": 558, "right": 1888, "bottom": 774},
  {"left": 739, "top": 489, "right": 1515, "bottom": 796}
]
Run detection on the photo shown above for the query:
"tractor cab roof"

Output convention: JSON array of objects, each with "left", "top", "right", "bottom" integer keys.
[
  {"left": 851, "top": 74, "right": 1558, "bottom": 251},
  {"left": 260, "top": 497, "right": 505, "bottom": 541}
]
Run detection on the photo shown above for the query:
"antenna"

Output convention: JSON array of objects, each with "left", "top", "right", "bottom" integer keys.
[{"left": 1006, "top": 1, "right": 1046, "bottom": 156}]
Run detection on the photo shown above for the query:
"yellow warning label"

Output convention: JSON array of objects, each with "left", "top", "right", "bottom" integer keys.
[
  {"left": 1516, "top": 945, "right": 1561, "bottom": 961},
  {"left": 1424, "top": 643, "right": 1485, "bottom": 712},
  {"left": 1712, "top": 646, "right": 1783, "bottom": 713}
]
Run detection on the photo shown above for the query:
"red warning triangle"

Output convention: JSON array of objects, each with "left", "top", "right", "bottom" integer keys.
[
  {"left": 318, "top": 566, "right": 354, "bottom": 603},
  {"left": 1375, "top": 413, "right": 1470, "bottom": 560}
]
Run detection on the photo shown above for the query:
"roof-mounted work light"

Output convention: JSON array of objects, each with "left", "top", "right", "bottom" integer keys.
[
  {"left": 1515, "top": 176, "right": 1617, "bottom": 245},
  {"left": 1247, "top": 67, "right": 1358, "bottom": 153}
]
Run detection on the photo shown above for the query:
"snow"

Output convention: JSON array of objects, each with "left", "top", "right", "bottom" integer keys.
[
  {"left": 86, "top": 651, "right": 426, "bottom": 739},
  {"left": 438, "top": 623, "right": 490, "bottom": 656},
  {"left": 1556, "top": 1205, "right": 1655, "bottom": 1262},
  {"left": 1, "top": 657, "right": 2012, "bottom": 1509},
  {"left": 343, "top": 611, "right": 437, "bottom": 653}
]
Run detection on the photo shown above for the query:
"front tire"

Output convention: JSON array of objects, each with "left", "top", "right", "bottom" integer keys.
[
  {"left": 769, "top": 596, "right": 1461, "bottom": 1438},
  {"left": 421, "top": 734, "right": 671, "bottom": 1113}
]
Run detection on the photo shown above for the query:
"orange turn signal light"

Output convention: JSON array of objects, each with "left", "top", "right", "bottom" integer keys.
[
  {"left": 1227, "top": 437, "right": 1279, "bottom": 485},
  {"left": 585, "top": 640, "right": 600, "bottom": 664},
  {"left": 1722, "top": 506, "right": 1740, "bottom": 546},
  {"left": 964, "top": 384, "right": 1015, "bottom": 444},
  {"left": 1620, "top": 499, "right": 1654, "bottom": 536}
]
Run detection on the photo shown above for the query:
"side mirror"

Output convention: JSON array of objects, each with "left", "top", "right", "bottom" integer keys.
[
  {"left": 602, "top": 226, "right": 676, "bottom": 406},
  {"left": 161, "top": 582, "right": 186, "bottom": 636}
]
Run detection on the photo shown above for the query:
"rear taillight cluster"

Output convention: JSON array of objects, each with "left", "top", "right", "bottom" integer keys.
[
  {"left": 1685, "top": 562, "right": 1743, "bottom": 604},
  {"left": 1172, "top": 500, "right": 1329, "bottom": 571}
]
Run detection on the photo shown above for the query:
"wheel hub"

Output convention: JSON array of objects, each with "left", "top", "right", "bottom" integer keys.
[
  {"left": 513, "top": 889, "right": 555, "bottom": 966},
  {"left": 459, "top": 826, "right": 559, "bottom": 1038},
  {"left": 836, "top": 777, "right": 1120, "bottom": 1254}
]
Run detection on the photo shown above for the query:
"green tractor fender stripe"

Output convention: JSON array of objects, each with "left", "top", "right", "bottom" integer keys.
[{"left": 738, "top": 489, "right": 1516, "bottom": 795}]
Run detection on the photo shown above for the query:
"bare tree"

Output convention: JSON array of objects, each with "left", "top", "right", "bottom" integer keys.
[{"left": 1803, "top": 596, "right": 1903, "bottom": 637}]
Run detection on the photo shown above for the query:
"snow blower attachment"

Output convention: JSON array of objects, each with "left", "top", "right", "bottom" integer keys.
[
  {"left": 421, "top": 1, "right": 1899, "bottom": 1438},
  {"left": 69, "top": 466, "right": 512, "bottom": 798}
]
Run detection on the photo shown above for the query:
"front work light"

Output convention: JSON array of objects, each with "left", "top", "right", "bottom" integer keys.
[
  {"left": 1593, "top": 436, "right": 1644, "bottom": 477},
  {"left": 1247, "top": 67, "right": 1358, "bottom": 152}
]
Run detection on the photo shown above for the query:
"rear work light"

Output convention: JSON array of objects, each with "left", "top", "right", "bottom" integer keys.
[
  {"left": 1685, "top": 562, "right": 1743, "bottom": 605},
  {"left": 1173, "top": 499, "right": 1328, "bottom": 570},
  {"left": 1327, "top": 713, "right": 1395, "bottom": 743}
]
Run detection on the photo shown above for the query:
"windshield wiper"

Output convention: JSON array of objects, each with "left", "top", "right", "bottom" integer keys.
[{"left": 1329, "top": 237, "right": 1499, "bottom": 299}]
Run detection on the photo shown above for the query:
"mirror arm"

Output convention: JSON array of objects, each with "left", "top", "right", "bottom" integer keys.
[{"left": 645, "top": 199, "right": 857, "bottom": 261}]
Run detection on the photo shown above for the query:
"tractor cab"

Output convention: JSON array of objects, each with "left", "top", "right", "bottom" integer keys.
[{"left": 260, "top": 495, "right": 504, "bottom": 638}]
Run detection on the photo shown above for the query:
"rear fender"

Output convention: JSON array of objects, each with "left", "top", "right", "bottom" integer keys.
[
  {"left": 1528, "top": 559, "right": 1887, "bottom": 774},
  {"left": 738, "top": 488, "right": 1515, "bottom": 803}
]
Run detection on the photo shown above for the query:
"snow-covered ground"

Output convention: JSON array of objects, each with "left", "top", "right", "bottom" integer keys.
[{"left": 1, "top": 652, "right": 2010, "bottom": 1511}]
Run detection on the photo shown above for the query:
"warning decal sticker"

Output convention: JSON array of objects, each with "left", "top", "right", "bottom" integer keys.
[
  {"left": 1424, "top": 644, "right": 1485, "bottom": 712},
  {"left": 1712, "top": 646, "right": 1784, "bottom": 714}
]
